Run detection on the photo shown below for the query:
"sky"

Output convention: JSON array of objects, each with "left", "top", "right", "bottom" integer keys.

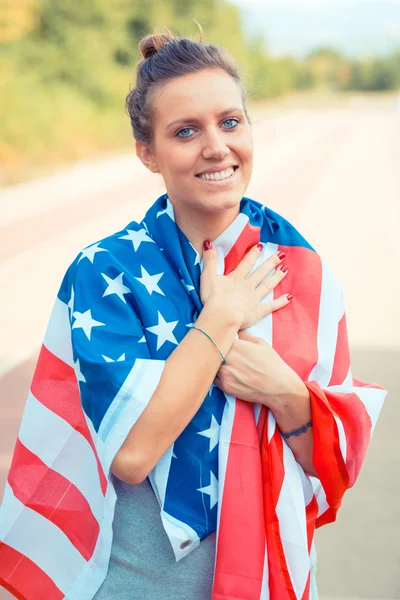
[{"left": 230, "top": 0, "right": 400, "bottom": 57}]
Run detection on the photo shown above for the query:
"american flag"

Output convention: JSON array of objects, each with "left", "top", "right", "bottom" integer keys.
[{"left": 0, "top": 193, "right": 386, "bottom": 599}]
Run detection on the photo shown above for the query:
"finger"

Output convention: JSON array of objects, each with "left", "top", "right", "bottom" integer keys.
[
  {"left": 247, "top": 250, "right": 287, "bottom": 288},
  {"left": 201, "top": 239, "right": 218, "bottom": 276},
  {"left": 237, "top": 330, "right": 263, "bottom": 344},
  {"left": 228, "top": 242, "right": 264, "bottom": 279},
  {"left": 255, "top": 264, "right": 289, "bottom": 301},
  {"left": 260, "top": 293, "right": 292, "bottom": 319}
]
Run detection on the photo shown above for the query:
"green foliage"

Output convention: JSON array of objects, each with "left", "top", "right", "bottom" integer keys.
[{"left": 0, "top": 0, "right": 399, "bottom": 184}]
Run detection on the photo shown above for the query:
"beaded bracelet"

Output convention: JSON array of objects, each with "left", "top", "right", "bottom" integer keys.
[
  {"left": 188, "top": 325, "right": 227, "bottom": 364},
  {"left": 280, "top": 420, "right": 312, "bottom": 439}
]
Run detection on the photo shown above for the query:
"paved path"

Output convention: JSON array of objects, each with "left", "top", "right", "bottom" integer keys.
[{"left": 0, "top": 96, "right": 399, "bottom": 599}]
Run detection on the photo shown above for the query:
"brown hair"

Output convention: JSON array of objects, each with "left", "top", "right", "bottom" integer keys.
[{"left": 125, "top": 23, "right": 251, "bottom": 146}]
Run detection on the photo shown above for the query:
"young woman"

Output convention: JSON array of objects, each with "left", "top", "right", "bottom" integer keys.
[{"left": 0, "top": 27, "right": 386, "bottom": 600}]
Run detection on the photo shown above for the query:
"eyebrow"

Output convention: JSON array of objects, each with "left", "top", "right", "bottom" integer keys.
[{"left": 166, "top": 107, "right": 244, "bottom": 129}]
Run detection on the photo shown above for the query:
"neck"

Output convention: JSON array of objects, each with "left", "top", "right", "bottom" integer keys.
[{"left": 172, "top": 201, "right": 241, "bottom": 256}]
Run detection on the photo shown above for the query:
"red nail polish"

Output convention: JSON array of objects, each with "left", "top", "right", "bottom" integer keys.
[
  {"left": 277, "top": 251, "right": 286, "bottom": 260},
  {"left": 257, "top": 243, "right": 263, "bottom": 251},
  {"left": 286, "top": 294, "right": 293, "bottom": 301},
  {"left": 203, "top": 240, "right": 213, "bottom": 251},
  {"left": 280, "top": 264, "right": 289, "bottom": 273}
]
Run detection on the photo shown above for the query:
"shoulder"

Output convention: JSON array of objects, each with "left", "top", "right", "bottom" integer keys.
[{"left": 57, "top": 219, "right": 151, "bottom": 305}]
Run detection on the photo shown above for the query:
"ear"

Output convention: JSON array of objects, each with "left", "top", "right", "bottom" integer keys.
[{"left": 135, "top": 141, "right": 160, "bottom": 174}]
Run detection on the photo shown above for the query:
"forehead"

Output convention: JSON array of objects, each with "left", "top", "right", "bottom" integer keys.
[{"left": 151, "top": 68, "right": 243, "bottom": 124}]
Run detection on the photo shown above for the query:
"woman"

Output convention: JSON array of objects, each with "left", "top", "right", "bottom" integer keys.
[{"left": 0, "top": 27, "right": 386, "bottom": 600}]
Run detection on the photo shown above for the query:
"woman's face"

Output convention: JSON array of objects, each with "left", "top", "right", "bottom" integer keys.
[{"left": 137, "top": 67, "right": 253, "bottom": 215}]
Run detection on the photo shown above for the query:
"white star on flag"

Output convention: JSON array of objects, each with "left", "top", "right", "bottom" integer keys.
[
  {"left": 189, "top": 242, "right": 201, "bottom": 266},
  {"left": 67, "top": 286, "right": 75, "bottom": 313},
  {"left": 142, "top": 221, "right": 150, "bottom": 235},
  {"left": 135, "top": 266, "right": 165, "bottom": 296},
  {"left": 72, "top": 309, "right": 105, "bottom": 341},
  {"left": 208, "top": 383, "right": 216, "bottom": 396},
  {"left": 119, "top": 228, "right": 154, "bottom": 251},
  {"left": 198, "top": 415, "right": 220, "bottom": 452},
  {"left": 101, "top": 272, "right": 131, "bottom": 303},
  {"left": 156, "top": 198, "right": 174, "bottom": 221},
  {"left": 180, "top": 278, "right": 195, "bottom": 293},
  {"left": 102, "top": 353, "right": 126, "bottom": 363},
  {"left": 146, "top": 311, "right": 179, "bottom": 351},
  {"left": 78, "top": 243, "right": 108, "bottom": 264},
  {"left": 74, "top": 359, "right": 86, "bottom": 383},
  {"left": 138, "top": 335, "right": 147, "bottom": 344},
  {"left": 197, "top": 471, "right": 218, "bottom": 509}
]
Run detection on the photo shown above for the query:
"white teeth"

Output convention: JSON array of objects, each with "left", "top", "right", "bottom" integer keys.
[{"left": 198, "top": 167, "right": 235, "bottom": 181}]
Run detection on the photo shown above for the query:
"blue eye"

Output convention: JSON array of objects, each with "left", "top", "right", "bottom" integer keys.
[
  {"left": 175, "top": 117, "right": 240, "bottom": 139},
  {"left": 223, "top": 118, "right": 240, "bottom": 129},
  {"left": 176, "top": 127, "right": 194, "bottom": 139}
]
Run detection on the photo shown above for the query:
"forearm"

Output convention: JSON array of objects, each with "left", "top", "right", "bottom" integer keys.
[
  {"left": 111, "top": 301, "right": 240, "bottom": 484},
  {"left": 270, "top": 381, "right": 317, "bottom": 477}
]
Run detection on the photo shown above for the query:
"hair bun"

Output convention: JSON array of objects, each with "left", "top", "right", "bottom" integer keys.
[{"left": 138, "top": 29, "right": 175, "bottom": 60}]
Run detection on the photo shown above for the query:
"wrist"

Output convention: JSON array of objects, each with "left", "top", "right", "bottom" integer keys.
[{"left": 269, "top": 379, "right": 311, "bottom": 427}]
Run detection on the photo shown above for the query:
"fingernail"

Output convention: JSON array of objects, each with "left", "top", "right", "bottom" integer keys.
[
  {"left": 280, "top": 264, "right": 289, "bottom": 273},
  {"left": 286, "top": 294, "right": 293, "bottom": 301},
  {"left": 257, "top": 243, "right": 263, "bottom": 251},
  {"left": 203, "top": 240, "right": 213, "bottom": 251},
  {"left": 277, "top": 251, "right": 286, "bottom": 260}
]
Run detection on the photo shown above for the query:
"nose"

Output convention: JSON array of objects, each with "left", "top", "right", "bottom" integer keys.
[{"left": 201, "top": 127, "right": 229, "bottom": 161}]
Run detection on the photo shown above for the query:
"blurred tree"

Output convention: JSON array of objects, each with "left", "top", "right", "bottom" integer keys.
[
  {"left": 0, "top": 0, "right": 38, "bottom": 43},
  {"left": 0, "top": 0, "right": 399, "bottom": 185}
]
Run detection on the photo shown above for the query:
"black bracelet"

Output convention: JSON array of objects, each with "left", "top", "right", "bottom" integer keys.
[{"left": 280, "top": 420, "right": 312, "bottom": 439}]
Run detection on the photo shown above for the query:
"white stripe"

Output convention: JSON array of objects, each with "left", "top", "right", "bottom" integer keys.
[
  {"left": 275, "top": 441, "right": 310, "bottom": 599},
  {"left": 328, "top": 383, "right": 387, "bottom": 435},
  {"left": 149, "top": 446, "right": 201, "bottom": 562},
  {"left": 267, "top": 409, "right": 276, "bottom": 443},
  {"left": 64, "top": 477, "right": 118, "bottom": 599},
  {"left": 354, "top": 385, "right": 387, "bottom": 434},
  {"left": 99, "top": 358, "right": 165, "bottom": 473},
  {"left": 43, "top": 297, "right": 74, "bottom": 367},
  {"left": 18, "top": 392, "right": 105, "bottom": 524},
  {"left": 215, "top": 213, "right": 250, "bottom": 257},
  {"left": 249, "top": 243, "right": 277, "bottom": 441},
  {"left": 0, "top": 483, "right": 86, "bottom": 594},
  {"left": 333, "top": 414, "right": 347, "bottom": 463},
  {"left": 216, "top": 394, "right": 236, "bottom": 537},
  {"left": 309, "top": 259, "right": 344, "bottom": 387},
  {"left": 309, "top": 476, "right": 330, "bottom": 518}
]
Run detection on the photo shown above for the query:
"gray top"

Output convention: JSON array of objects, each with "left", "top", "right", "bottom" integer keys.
[{"left": 93, "top": 475, "right": 216, "bottom": 599}]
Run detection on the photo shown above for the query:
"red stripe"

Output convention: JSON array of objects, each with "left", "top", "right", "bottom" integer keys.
[
  {"left": 306, "top": 381, "right": 349, "bottom": 507},
  {"left": 305, "top": 496, "right": 318, "bottom": 553},
  {"left": 224, "top": 221, "right": 261, "bottom": 276},
  {"left": 8, "top": 439, "right": 99, "bottom": 561},
  {"left": 328, "top": 312, "right": 350, "bottom": 386},
  {"left": 213, "top": 402, "right": 266, "bottom": 599},
  {"left": 212, "top": 221, "right": 265, "bottom": 600},
  {"left": 32, "top": 344, "right": 107, "bottom": 495},
  {"left": 323, "top": 388, "right": 372, "bottom": 486},
  {"left": 272, "top": 245, "right": 321, "bottom": 380},
  {"left": 301, "top": 574, "right": 311, "bottom": 600},
  {"left": 261, "top": 245, "right": 321, "bottom": 598},
  {"left": 0, "top": 542, "right": 64, "bottom": 600},
  {"left": 256, "top": 405, "right": 268, "bottom": 448},
  {"left": 262, "top": 426, "right": 296, "bottom": 599},
  {"left": 353, "top": 377, "right": 385, "bottom": 390}
]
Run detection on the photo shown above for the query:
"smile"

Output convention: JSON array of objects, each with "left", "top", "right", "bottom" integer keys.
[{"left": 195, "top": 166, "right": 239, "bottom": 184}]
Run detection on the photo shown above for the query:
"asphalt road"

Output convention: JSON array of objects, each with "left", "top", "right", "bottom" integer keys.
[{"left": 0, "top": 94, "right": 399, "bottom": 599}]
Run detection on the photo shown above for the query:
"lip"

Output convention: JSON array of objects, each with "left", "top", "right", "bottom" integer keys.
[
  {"left": 196, "top": 164, "right": 238, "bottom": 176},
  {"left": 195, "top": 166, "right": 239, "bottom": 186}
]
